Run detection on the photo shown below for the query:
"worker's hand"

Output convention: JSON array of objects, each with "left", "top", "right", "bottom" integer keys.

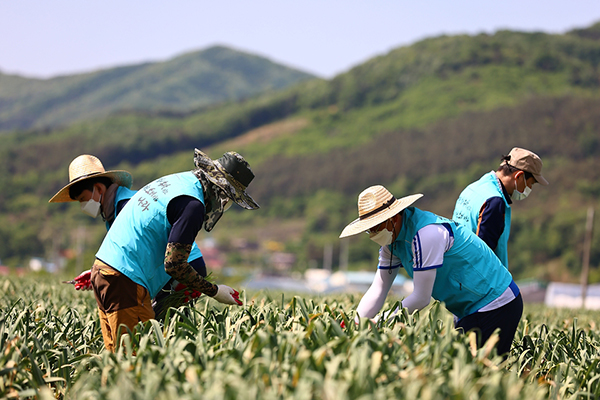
[
  {"left": 212, "top": 285, "right": 243, "bottom": 305},
  {"left": 73, "top": 269, "right": 92, "bottom": 291}
]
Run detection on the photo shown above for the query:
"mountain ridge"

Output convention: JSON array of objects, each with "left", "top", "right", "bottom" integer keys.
[
  {"left": 0, "top": 45, "right": 317, "bottom": 132},
  {"left": 1, "top": 25, "right": 600, "bottom": 282}
]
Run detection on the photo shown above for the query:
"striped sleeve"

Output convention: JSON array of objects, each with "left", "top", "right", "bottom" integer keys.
[
  {"left": 411, "top": 224, "right": 453, "bottom": 271},
  {"left": 378, "top": 245, "right": 402, "bottom": 270}
]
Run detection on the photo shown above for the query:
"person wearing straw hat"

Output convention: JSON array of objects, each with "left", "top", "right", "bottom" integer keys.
[
  {"left": 49, "top": 154, "right": 138, "bottom": 290},
  {"left": 340, "top": 185, "right": 523, "bottom": 355},
  {"left": 49, "top": 154, "right": 206, "bottom": 314},
  {"left": 452, "top": 147, "right": 548, "bottom": 270},
  {"left": 89, "top": 149, "right": 259, "bottom": 351},
  {"left": 49, "top": 154, "right": 135, "bottom": 223}
]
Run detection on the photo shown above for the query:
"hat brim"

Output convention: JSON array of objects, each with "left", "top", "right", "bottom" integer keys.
[
  {"left": 48, "top": 171, "right": 133, "bottom": 203},
  {"left": 339, "top": 193, "right": 423, "bottom": 238},
  {"left": 193, "top": 148, "right": 259, "bottom": 210},
  {"left": 533, "top": 173, "right": 549, "bottom": 186}
]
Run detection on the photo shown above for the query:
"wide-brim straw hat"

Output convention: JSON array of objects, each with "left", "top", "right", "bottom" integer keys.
[
  {"left": 339, "top": 185, "right": 423, "bottom": 238},
  {"left": 193, "top": 148, "right": 259, "bottom": 210},
  {"left": 49, "top": 155, "right": 133, "bottom": 203}
]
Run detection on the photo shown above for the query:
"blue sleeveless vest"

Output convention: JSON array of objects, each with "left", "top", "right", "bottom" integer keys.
[
  {"left": 452, "top": 171, "right": 511, "bottom": 269},
  {"left": 105, "top": 185, "right": 203, "bottom": 261},
  {"left": 96, "top": 172, "right": 205, "bottom": 297},
  {"left": 390, "top": 207, "right": 512, "bottom": 319},
  {"left": 105, "top": 186, "right": 137, "bottom": 231}
]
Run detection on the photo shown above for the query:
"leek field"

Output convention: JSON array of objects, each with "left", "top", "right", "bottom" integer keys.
[{"left": 1, "top": 276, "right": 599, "bottom": 399}]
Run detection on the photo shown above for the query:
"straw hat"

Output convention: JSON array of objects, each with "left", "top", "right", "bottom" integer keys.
[
  {"left": 193, "top": 149, "right": 259, "bottom": 210},
  {"left": 339, "top": 185, "right": 423, "bottom": 238},
  {"left": 49, "top": 155, "right": 133, "bottom": 203}
]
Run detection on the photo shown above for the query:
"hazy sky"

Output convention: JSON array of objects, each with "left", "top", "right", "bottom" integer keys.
[{"left": 1, "top": 1, "right": 599, "bottom": 79}]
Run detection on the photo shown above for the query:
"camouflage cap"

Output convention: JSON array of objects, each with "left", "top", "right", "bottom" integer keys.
[{"left": 193, "top": 149, "right": 259, "bottom": 210}]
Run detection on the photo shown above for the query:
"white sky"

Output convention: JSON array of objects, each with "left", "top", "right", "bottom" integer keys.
[{"left": 1, "top": 1, "right": 599, "bottom": 79}]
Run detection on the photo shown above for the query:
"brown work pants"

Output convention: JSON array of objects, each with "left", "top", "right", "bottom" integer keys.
[{"left": 91, "top": 259, "right": 154, "bottom": 352}]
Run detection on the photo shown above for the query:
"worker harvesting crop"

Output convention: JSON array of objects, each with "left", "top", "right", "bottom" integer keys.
[
  {"left": 56, "top": 149, "right": 259, "bottom": 351},
  {"left": 340, "top": 185, "right": 523, "bottom": 355},
  {"left": 49, "top": 154, "right": 205, "bottom": 316},
  {"left": 452, "top": 147, "right": 548, "bottom": 269}
]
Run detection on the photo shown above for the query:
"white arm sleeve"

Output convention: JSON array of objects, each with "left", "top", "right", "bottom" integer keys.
[
  {"left": 401, "top": 224, "right": 452, "bottom": 313},
  {"left": 356, "top": 266, "right": 399, "bottom": 319},
  {"left": 401, "top": 269, "right": 436, "bottom": 313},
  {"left": 357, "top": 224, "right": 452, "bottom": 320}
]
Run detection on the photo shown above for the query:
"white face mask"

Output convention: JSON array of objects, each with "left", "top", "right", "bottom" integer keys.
[
  {"left": 369, "top": 227, "right": 394, "bottom": 246},
  {"left": 512, "top": 175, "right": 532, "bottom": 201},
  {"left": 80, "top": 188, "right": 102, "bottom": 218}
]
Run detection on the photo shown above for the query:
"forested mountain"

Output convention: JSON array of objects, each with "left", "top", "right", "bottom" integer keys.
[
  {"left": 0, "top": 46, "right": 316, "bottom": 132},
  {"left": 1, "top": 23, "right": 600, "bottom": 283}
]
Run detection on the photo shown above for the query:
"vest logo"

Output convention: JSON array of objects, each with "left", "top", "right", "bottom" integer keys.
[{"left": 137, "top": 197, "right": 151, "bottom": 211}]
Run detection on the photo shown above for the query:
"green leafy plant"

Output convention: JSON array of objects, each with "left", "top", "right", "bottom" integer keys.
[{"left": 2, "top": 276, "right": 600, "bottom": 399}]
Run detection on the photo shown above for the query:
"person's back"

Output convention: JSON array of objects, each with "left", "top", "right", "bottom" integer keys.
[
  {"left": 88, "top": 149, "right": 259, "bottom": 352},
  {"left": 49, "top": 154, "right": 134, "bottom": 290},
  {"left": 340, "top": 185, "right": 523, "bottom": 356},
  {"left": 391, "top": 206, "right": 513, "bottom": 319},
  {"left": 97, "top": 171, "right": 205, "bottom": 297},
  {"left": 452, "top": 147, "right": 548, "bottom": 270},
  {"left": 49, "top": 155, "right": 204, "bottom": 297},
  {"left": 453, "top": 171, "right": 511, "bottom": 268}
]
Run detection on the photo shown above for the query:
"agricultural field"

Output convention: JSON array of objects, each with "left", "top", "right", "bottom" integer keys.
[{"left": 1, "top": 276, "right": 600, "bottom": 399}]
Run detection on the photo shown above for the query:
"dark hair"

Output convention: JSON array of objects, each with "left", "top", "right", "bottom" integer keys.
[
  {"left": 69, "top": 177, "right": 113, "bottom": 200},
  {"left": 497, "top": 155, "right": 534, "bottom": 181}
]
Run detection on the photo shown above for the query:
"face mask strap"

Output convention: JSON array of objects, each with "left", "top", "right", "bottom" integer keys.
[
  {"left": 99, "top": 193, "right": 105, "bottom": 220},
  {"left": 388, "top": 218, "right": 396, "bottom": 274},
  {"left": 515, "top": 171, "right": 528, "bottom": 191}
]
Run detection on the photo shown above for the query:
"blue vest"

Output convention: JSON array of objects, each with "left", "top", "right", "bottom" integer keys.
[
  {"left": 390, "top": 207, "right": 513, "bottom": 319},
  {"left": 96, "top": 172, "right": 205, "bottom": 297},
  {"left": 104, "top": 185, "right": 203, "bottom": 261},
  {"left": 105, "top": 186, "right": 137, "bottom": 231},
  {"left": 452, "top": 171, "right": 511, "bottom": 269}
]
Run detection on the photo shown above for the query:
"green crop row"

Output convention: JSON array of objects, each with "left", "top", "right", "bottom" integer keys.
[{"left": 1, "top": 277, "right": 599, "bottom": 399}]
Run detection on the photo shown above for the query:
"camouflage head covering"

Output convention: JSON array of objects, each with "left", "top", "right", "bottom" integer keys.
[
  {"left": 195, "top": 172, "right": 230, "bottom": 232},
  {"left": 193, "top": 149, "right": 259, "bottom": 231}
]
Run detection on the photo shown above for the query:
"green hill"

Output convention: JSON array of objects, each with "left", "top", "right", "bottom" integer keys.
[
  {"left": 1, "top": 23, "right": 600, "bottom": 283},
  {"left": 0, "top": 46, "right": 316, "bottom": 132}
]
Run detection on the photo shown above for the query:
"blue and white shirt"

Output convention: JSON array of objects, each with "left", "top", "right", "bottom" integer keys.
[{"left": 378, "top": 209, "right": 519, "bottom": 316}]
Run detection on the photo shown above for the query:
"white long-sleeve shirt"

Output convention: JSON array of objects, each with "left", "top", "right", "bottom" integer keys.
[
  {"left": 357, "top": 224, "right": 450, "bottom": 319},
  {"left": 356, "top": 223, "right": 517, "bottom": 321}
]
